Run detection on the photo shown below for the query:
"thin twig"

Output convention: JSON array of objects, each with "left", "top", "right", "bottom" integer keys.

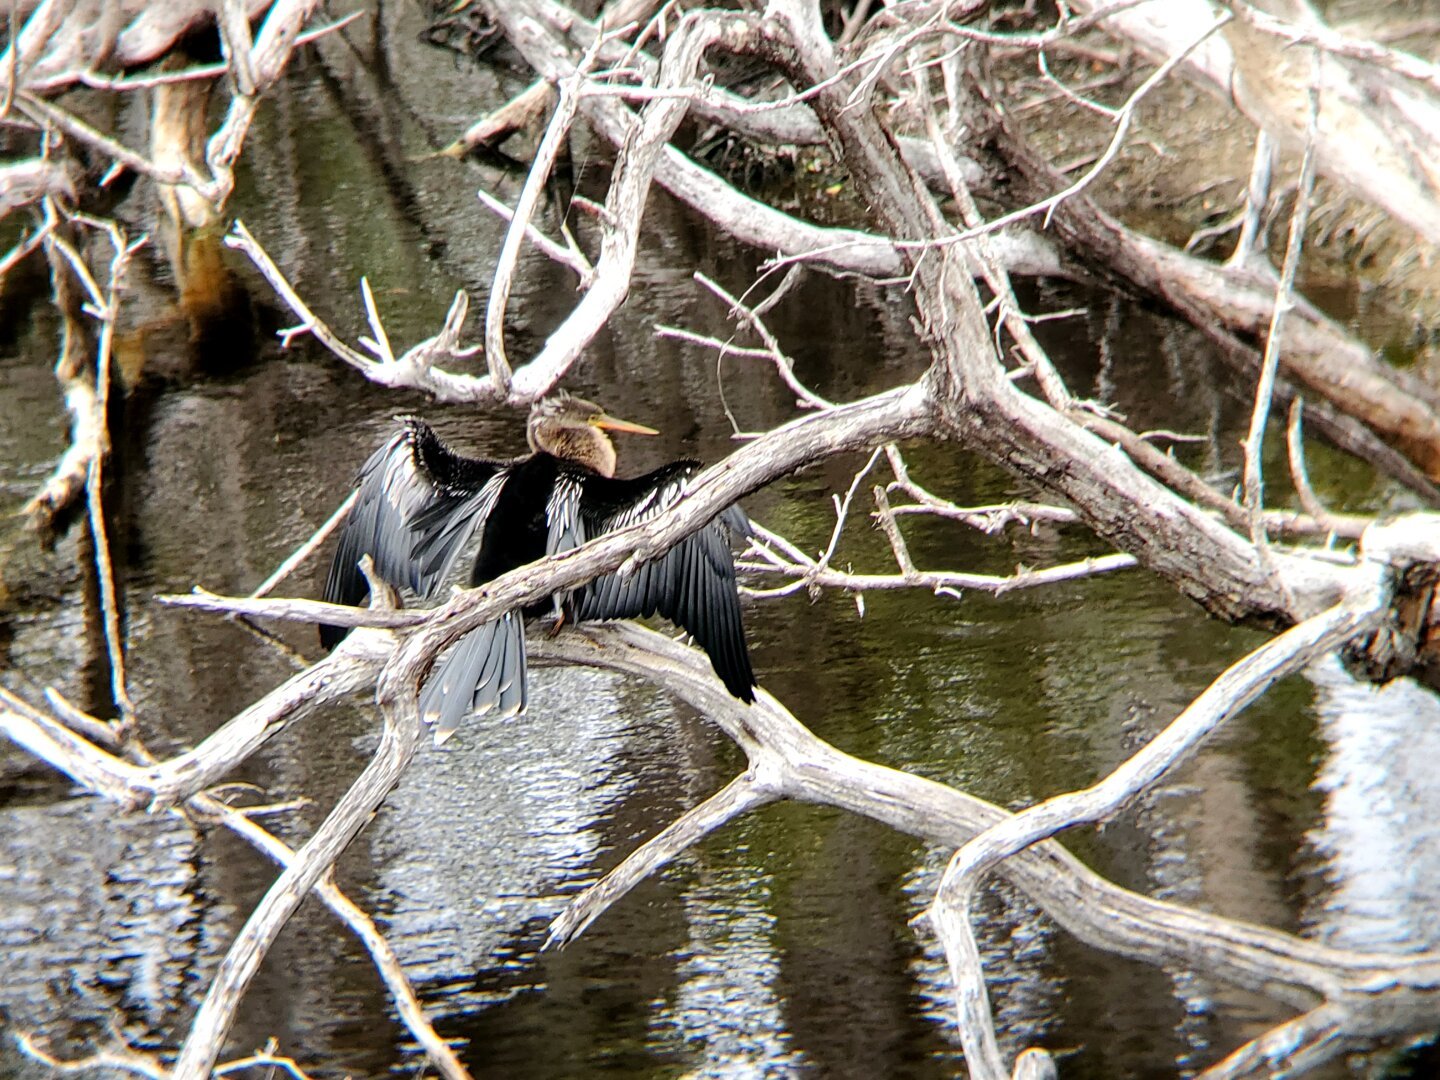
[
  {"left": 813, "top": 448, "right": 884, "bottom": 584},
  {"left": 82, "top": 219, "right": 144, "bottom": 729},
  {"left": 1224, "top": 129, "right": 1276, "bottom": 266},
  {"left": 1285, "top": 399, "right": 1341, "bottom": 537},
  {"left": 213, "top": 1044, "right": 315, "bottom": 1080},
  {"left": 1243, "top": 49, "right": 1321, "bottom": 552},
  {"left": 486, "top": 55, "right": 596, "bottom": 390},
  {"left": 654, "top": 324, "right": 775, "bottom": 361},
  {"left": 694, "top": 270, "right": 836, "bottom": 410},
  {"left": 16, "top": 91, "right": 216, "bottom": 196},
  {"left": 14, "top": 1032, "right": 166, "bottom": 1079},
  {"left": 873, "top": 480, "right": 917, "bottom": 572},
  {"left": 227, "top": 219, "right": 373, "bottom": 368},
  {"left": 252, "top": 491, "right": 359, "bottom": 599},
  {"left": 740, "top": 521, "right": 1137, "bottom": 601},
  {"left": 226, "top": 220, "right": 497, "bottom": 404},
  {"left": 888, "top": 12, "right": 1234, "bottom": 256},
  {"left": 0, "top": 201, "right": 55, "bottom": 280},
  {"left": 915, "top": 61, "right": 1076, "bottom": 412},
  {"left": 359, "top": 277, "right": 397, "bottom": 362},
  {"left": 476, "top": 186, "right": 595, "bottom": 286}
]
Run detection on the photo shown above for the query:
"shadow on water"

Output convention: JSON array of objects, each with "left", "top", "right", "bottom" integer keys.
[{"left": 3, "top": 4, "right": 1440, "bottom": 1077}]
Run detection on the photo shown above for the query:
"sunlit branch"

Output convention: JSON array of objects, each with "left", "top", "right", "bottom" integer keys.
[
  {"left": 694, "top": 269, "right": 838, "bottom": 411},
  {"left": 476, "top": 187, "right": 595, "bottom": 287},
  {"left": 1243, "top": 48, "right": 1321, "bottom": 552},
  {"left": 741, "top": 520, "right": 1137, "bottom": 601},
  {"left": 547, "top": 773, "right": 778, "bottom": 948},
  {"left": 485, "top": 55, "right": 595, "bottom": 390},
  {"left": 225, "top": 220, "right": 496, "bottom": 404},
  {"left": 925, "top": 572, "right": 1389, "bottom": 1079}
]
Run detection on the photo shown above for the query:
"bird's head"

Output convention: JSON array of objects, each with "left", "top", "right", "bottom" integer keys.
[{"left": 527, "top": 391, "right": 658, "bottom": 477}]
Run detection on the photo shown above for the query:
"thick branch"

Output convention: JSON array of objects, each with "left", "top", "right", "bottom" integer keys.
[
  {"left": 533, "top": 621, "right": 1440, "bottom": 1026},
  {"left": 1072, "top": 0, "right": 1440, "bottom": 246},
  {"left": 760, "top": 0, "right": 1352, "bottom": 628},
  {"left": 977, "top": 113, "right": 1440, "bottom": 488},
  {"left": 929, "top": 571, "right": 1389, "bottom": 1078}
]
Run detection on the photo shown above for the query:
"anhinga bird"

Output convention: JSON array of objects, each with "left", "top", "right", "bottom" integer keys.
[{"left": 320, "top": 392, "right": 756, "bottom": 742}]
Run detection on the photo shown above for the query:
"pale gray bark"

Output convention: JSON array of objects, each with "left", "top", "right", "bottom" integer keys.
[{"left": 6, "top": 3, "right": 1440, "bottom": 1078}]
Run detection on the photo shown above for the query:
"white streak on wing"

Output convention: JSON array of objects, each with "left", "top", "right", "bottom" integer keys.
[
  {"left": 603, "top": 473, "right": 688, "bottom": 539},
  {"left": 545, "top": 472, "right": 588, "bottom": 556}
]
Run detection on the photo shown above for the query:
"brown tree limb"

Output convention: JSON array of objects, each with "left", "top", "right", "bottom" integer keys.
[
  {"left": 22, "top": 209, "right": 100, "bottom": 541},
  {"left": 444, "top": 78, "right": 557, "bottom": 155},
  {"left": 970, "top": 71, "right": 1440, "bottom": 494}
]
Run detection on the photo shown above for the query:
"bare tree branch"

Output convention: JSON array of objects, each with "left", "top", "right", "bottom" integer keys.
[
  {"left": 927, "top": 570, "right": 1389, "bottom": 1077},
  {"left": 1070, "top": 0, "right": 1440, "bottom": 246}
]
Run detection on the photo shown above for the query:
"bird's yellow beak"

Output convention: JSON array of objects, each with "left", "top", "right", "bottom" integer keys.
[{"left": 591, "top": 412, "right": 658, "bottom": 436}]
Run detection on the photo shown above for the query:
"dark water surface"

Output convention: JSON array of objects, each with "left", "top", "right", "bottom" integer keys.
[{"left": 3, "top": 5, "right": 1440, "bottom": 1078}]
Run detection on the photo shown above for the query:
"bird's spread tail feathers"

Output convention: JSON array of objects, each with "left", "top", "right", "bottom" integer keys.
[{"left": 421, "top": 611, "right": 528, "bottom": 744}]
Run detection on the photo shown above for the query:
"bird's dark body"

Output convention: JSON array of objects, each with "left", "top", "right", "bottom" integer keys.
[
  {"left": 469, "top": 454, "right": 557, "bottom": 597},
  {"left": 320, "top": 402, "right": 755, "bottom": 740}
]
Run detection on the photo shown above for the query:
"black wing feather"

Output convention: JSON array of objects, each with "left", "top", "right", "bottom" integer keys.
[
  {"left": 320, "top": 419, "right": 504, "bottom": 648},
  {"left": 569, "top": 462, "right": 756, "bottom": 702}
]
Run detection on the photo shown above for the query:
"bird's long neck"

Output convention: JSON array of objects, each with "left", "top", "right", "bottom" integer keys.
[{"left": 532, "top": 424, "right": 617, "bottom": 477}]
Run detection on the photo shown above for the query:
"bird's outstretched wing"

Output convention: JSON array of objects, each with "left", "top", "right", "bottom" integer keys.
[
  {"left": 320, "top": 418, "right": 505, "bottom": 648},
  {"left": 562, "top": 462, "right": 757, "bottom": 702}
]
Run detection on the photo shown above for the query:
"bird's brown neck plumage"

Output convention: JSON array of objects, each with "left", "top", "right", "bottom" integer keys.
[{"left": 528, "top": 419, "right": 617, "bottom": 477}]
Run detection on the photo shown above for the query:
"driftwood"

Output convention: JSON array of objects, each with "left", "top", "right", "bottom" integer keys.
[
  {"left": 976, "top": 91, "right": 1440, "bottom": 494},
  {"left": 20, "top": 218, "right": 101, "bottom": 541},
  {"left": 5, "top": 2, "right": 1440, "bottom": 1078},
  {"left": 1070, "top": 0, "right": 1440, "bottom": 247},
  {"left": 444, "top": 77, "right": 557, "bottom": 156}
]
